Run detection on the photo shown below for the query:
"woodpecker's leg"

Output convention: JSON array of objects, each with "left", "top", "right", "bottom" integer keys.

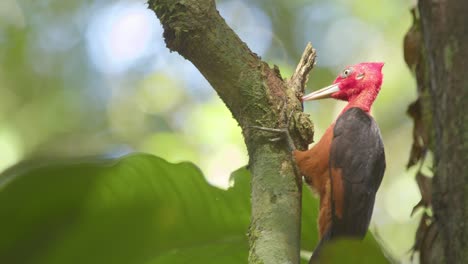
[{"left": 250, "top": 110, "right": 296, "bottom": 151}]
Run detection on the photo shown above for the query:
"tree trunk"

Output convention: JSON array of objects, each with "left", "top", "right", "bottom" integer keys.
[
  {"left": 416, "top": 1, "right": 468, "bottom": 263},
  {"left": 148, "top": 1, "right": 315, "bottom": 263}
]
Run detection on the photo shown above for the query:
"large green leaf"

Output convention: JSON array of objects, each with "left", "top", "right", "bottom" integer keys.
[
  {"left": 0, "top": 153, "right": 387, "bottom": 264},
  {"left": 0, "top": 154, "right": 250, "bottom": 264},
  {"left": 316, "top": 235, "right": 390, "bottom": 264}
]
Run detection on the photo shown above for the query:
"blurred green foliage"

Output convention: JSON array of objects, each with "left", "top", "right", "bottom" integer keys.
[
  {"left": 0, "top": 0, "right": 422, "bottom": 262},
  {"left": 0, "top": 154, "right": 387, "bottom": 263},
  {"left": 318, "top": 237, "right": 389, "bottom": 264},
  {"left": 0, "top": 155, "right": 250, "bottom": 264}
]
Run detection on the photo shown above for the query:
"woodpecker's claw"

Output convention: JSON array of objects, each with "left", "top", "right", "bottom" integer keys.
[
  {"left": 269, "top": 137, "right": 282, "bottom": 142},
  {"left": 249, "top": 119, "right": 296, "bottom": 152},
  {"left": 249, "top": 106, "right": 298, "bottom": 151},
  {"left": 249, "top": 126, "right": 288, "bottom": 134}
]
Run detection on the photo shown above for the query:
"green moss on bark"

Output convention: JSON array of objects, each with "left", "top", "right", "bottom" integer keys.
[{"left": 418, "top": 1, "right": 468, "bottom": 262}]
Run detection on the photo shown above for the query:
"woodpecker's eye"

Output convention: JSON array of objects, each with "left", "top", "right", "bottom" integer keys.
[{"left": 341, "top": 68, "right": 353, "bottom": 78}]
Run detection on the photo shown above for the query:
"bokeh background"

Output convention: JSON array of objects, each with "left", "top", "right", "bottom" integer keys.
[{"left": 1, "top": 0, "right": 424, "bottom": 262}]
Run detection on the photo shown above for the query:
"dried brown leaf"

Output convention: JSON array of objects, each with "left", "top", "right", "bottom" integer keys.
[
  {"left": 416, "top": 172, "right": 432, "bottom": 205},
  {"left": 412, "top": 213, "right": 431, "bottom": 254},
  {"left": 411, "top": 172, "right": 432, "bottom": 216},
  {"left": 404, "top": 8, "right": 422, "bottom": 72},
  {"left": 411, "top": 212, "right": 438, "bottom": 263},
  {"left": 407, "top": 99, "right": 428, "bottom": 168},
  {"left": 420, "top": 219, "right": 439, "bottom": 264}
]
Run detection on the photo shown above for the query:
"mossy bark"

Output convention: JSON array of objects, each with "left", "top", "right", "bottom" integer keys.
[
  {"left": 417, "top": 1, "right": 468, "bottom": 263},
  {"left": 148, "top": 1, "right": 314, "bottom": 263}
]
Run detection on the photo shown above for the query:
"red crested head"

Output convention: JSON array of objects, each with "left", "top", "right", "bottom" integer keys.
[{"left": 302, "top": 62, "right": 384, "bottom": 113}]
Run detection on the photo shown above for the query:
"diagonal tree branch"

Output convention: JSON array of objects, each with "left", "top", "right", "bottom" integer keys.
[{"left": 148, "top": 0, "right": 315, "bottom": 263}]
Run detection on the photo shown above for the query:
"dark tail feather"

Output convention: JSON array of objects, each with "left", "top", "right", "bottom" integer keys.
[{"left": 309, "top": 229, "right": 332, "bottom": 264}]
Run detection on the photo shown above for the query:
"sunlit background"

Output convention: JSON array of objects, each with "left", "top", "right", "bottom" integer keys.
[{"left": 1, "top": 0, "right": 422, "bottom": 262}]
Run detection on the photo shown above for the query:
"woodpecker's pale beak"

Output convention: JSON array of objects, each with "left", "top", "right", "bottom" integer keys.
[{"left": 302, "top": 83, "right": 340, "bottom": 101}]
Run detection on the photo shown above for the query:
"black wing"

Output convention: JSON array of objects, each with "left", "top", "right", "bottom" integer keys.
[{"left": 329, "top": 107, "right": 386, "bottom": 238}]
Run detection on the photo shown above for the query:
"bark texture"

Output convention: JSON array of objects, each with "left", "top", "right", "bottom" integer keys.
[
  {"left": 417, "top": 1, "right": 468, "bottom": 263},
  {"left": 148, "top": 1, "right": 315, "bottom": 263}
]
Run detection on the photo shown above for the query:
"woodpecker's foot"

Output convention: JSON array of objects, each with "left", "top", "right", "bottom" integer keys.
[
  {"left": 250, "top": 110, "right": 297, "bottom": 151},
  {"left": 250, "top": 125, "right": 296, "bottom": 151}
]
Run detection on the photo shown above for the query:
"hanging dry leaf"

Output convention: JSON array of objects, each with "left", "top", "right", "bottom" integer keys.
[
  {"left": 420, "top": 217, "right": 439, "bottom": 264},
  {"left": 407, "top": 99, "right": 428, "bottom": 169},
  {"left": 411, "top": 172, "right": 432, "bottom": 216},
  {"left": 411, "top": 212, "right": 438, "bottom": 263},
  {"left": 404, "top": 8, "right": 422, "bottom": 73},
  {"left": 411, "top": 212, "right": 430, "bottom": 257}
]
